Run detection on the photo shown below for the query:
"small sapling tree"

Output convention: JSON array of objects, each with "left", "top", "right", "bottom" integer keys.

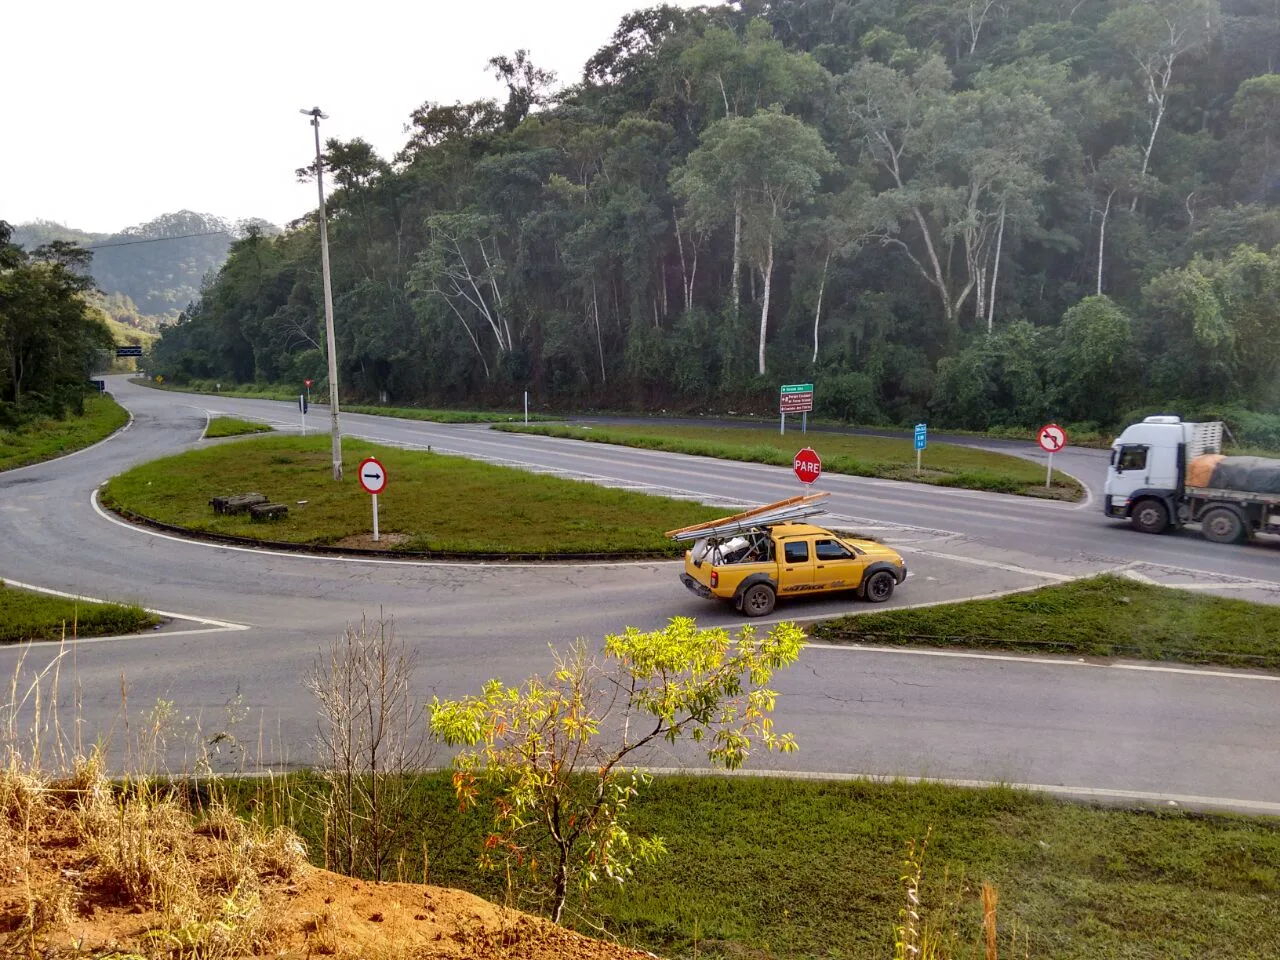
[{"left": 430, "top": 617, "right": 804, "bottom": 923}]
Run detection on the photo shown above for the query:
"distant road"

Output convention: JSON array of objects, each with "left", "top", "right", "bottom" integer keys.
[{"left": 1, "top": 376, "right": 1277, "bottom": 814}]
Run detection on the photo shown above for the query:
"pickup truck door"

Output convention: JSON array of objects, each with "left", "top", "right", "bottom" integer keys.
[
  {"left": 777, "top": 539, "right": 816, "bottom": 594},
  {"left": 813, "top": 538, "right": 867, "bottom": 592}
]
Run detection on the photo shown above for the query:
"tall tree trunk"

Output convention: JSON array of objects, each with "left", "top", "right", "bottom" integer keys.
[
  {"left": 812, "top": 251, "right": 831, "bottom": 364},
  {"left": 592, "top": 280, "right": 605, "bottom": 383},
  {"left": 974, "top": 264, "right": 987, "bottom": 325},
  {"left": 731, "top": 203, "right": 742, "bottom": 321},
  {"left": 987, "top": 201, "right": 1006, "bottom": 334},
  {"left": 913, "top": 207, "right": 953, "bottom": 323},
  {"left": 1133, "top": 84, "right": 1169, "bottom": 211},
  {"left": 674, "top": 216, "right": 689, "bottom": 311},
  {"left": 1097, "top": 190, "right": 1114, "bottom": 296},
  {"left": 758, "top": 235, "right": 774, "bottom": 376}
]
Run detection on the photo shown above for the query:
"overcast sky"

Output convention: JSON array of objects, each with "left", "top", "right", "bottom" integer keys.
[{"left": 4, "top": 0, "right": 702, "bottom": 234}]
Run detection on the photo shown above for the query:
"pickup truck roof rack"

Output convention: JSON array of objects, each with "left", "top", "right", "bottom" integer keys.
[{"left": 665, "top": 493, "right": 831, "bottom": 543}]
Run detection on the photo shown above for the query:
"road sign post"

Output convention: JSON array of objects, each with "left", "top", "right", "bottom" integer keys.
[
  {"left": 914, "top": 423, "right": 927, "bottom": 474},
  {"left": 299, "top": 394, "right": 308, "bottom": 436},
  {"left": 780, "top": 383, "right": 814, "bottom": 436},
  {"left": 793, "top": 447, "right": 822, "bottom": 486},
  {"left": 1037, "top": 423, "right": 1067, "bottom": 488},
  {"left": 357, "top": 456, "right": 387, "bottom": 541}
]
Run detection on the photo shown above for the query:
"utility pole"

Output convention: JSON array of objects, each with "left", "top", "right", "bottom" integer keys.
[{"left": 301, "top": 106, "right": 343, "bottom": 481}]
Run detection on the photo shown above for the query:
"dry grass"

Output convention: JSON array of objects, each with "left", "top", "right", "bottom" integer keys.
[
  {"left": 0, "top": 751, "right": 308, "bottom": 959},
  {"left": 0, "top": 643, "right": 651, "bottom": 960}
]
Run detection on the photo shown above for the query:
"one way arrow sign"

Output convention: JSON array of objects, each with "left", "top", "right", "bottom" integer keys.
[{"left": 357, "top": 457, "right": 387, "bottom": 495}]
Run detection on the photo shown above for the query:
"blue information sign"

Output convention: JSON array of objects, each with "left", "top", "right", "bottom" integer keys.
[{"left": 914, "top": 423, "right": 928, "bottom": 451}]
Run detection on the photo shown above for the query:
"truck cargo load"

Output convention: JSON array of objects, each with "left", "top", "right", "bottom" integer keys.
[{"left": 1200, "top": 456, "right": 1280, "bottom": 495}]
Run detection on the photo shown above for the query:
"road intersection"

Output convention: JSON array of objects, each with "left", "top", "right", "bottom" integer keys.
[{"left": 2, "top": 377, "right": 1277, "bottom": 812}]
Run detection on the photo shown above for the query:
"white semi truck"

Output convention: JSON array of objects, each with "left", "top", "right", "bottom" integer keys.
[{"left": 1104, "top": 416, "right": 1280, "bottom": 543}]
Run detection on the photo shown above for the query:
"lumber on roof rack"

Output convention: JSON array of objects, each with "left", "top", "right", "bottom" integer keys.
[{"left": 665, "top": 493, "right": 831, "bottom": 542}]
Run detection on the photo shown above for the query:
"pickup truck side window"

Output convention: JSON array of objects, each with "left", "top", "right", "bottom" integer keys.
[
  {"left": 815, "top": 539, "right": 854, "bottom": 561},
  {"left": 783, "top": 541, "right": 809, "bottom": 563},
  {"left": 1117, "top": 445, "right": 1148, "bottom": 472}
]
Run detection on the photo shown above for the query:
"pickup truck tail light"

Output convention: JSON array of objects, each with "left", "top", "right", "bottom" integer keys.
[{"left": 710, "top": 571, "right": 719, "bottom": 588}]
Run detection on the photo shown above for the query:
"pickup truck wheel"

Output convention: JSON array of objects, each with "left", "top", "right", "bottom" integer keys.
[
  {"left": 740, "top": 583, "right": 776, "bottom": 617},
  {"left": 864, "top": 570, "right": 896, "bottom": 604},
  {"left": 1201, "top": 507, "right": 1245, "bottom": 544},
  {"left": 1131, "top": 499, "right": 1169, "bottom": 535}
]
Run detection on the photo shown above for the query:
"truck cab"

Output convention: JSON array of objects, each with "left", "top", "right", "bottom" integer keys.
[
  {"left": 1104, "top": 416, "right": 1224, "bottom": 534},
  {"left": 669, "top": 496, "right": 908, "bottom": 617}
]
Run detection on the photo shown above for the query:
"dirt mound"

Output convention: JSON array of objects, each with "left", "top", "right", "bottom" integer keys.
[{"left": 0, "top": 766, "right": 650, "bottom": 960}]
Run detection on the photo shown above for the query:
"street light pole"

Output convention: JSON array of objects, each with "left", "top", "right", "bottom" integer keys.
[{"left": 301, "top": 106, "right": 343, "bottom": 481}]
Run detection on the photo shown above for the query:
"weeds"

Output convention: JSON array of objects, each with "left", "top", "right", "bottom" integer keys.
[{"left": 0, "top": 393, "right": 128, "bottom": 472}]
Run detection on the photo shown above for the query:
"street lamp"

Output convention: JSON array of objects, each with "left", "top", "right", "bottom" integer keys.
[{"left": 301, "top": 106, "right": 343, "bottom": 481}]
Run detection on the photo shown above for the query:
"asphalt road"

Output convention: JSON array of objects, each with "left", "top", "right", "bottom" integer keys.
[{"left": 2, "top": 377, "right": 1277, "bottom": 814}]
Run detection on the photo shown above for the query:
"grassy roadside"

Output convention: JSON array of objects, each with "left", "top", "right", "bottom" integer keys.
[
  {"left": 0, "top": 581, "right": 158, "bottom": 642},
  {"left": 345, "top": 403, "right": 558, "bottom": 423},
  {"left": 0, "top": 393, "right": 128, "bottom": 472},
  {"left": 130, "top": 377, "right": 557, "bottom": 423},
  {"left": 812, "top": 575, "right": 1280, "bottom": 668},
  {"left": 100, "top": 434, "right": 722, "bottom": 556},
  {"left": 497, "top": 423, "right": 1083, "bottom": 500},
  {"left": 131, "top": 377, "right": 297, "bottom": 402},
  {"left": 235, "top": 771, "right": 1280, "bottom": 960},
  {"left": 204, "top": 416, "right": 272, "bottom": 438}
]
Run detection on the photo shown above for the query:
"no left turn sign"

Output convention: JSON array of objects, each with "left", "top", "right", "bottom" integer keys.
[
  {"left": 358, "top": 457, "right": 387, "bottom": 495},
  {"left": 1037, "top": 423, "right": 1067, "bottom": 453}
]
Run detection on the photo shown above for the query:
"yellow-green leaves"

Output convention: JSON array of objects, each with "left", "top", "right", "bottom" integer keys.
[{"left": 428, "top": 618, "right": 803, "bottom": 923}]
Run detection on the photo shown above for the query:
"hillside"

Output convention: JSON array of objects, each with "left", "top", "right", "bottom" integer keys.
[
  {"left": 13, "top": 211, "right": 280, "bottom": 322},
  {"left": 145, "top": 0, "right": 1280, "bottom": 433}
]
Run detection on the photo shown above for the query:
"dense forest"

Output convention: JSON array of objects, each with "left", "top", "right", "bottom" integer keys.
[
  {"left": 0, "top": 222, "right": 115, "bottom": 426},
  {"left": 14, "top": 212, "right": 277, "bottom": 324},
  {"left": 150, "top": 0, "right": 1280, "bottom": 435}
]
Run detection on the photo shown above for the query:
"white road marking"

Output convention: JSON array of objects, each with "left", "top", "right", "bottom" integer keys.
[
  {"left": 804, "top": 636, "right": 1280, "bottom": 682},
  {"left": 0, "top": 576, "right": 250, "bottom": 641},
  {"left": 895, "top": 546, "right": 1075, "bottom": 582},
  {"left": 634, "top": 767, "right": 1280, "bottom": 815},
  {"left": 188, "top": 404, "right": 212, "bottom": 441}
]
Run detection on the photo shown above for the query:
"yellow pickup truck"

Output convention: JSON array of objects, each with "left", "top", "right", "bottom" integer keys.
[{"left": 669, "top": 495, "right": 908, "bottom": 617}]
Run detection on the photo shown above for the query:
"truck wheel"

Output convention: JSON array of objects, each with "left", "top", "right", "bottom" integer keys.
[
  {"left": 1201, "top": 507, "right": 1245, "bottom": 544},
  {"left": 1131, "top": 499, "right": 1169, "bottom": 535},
  {"left": 740, "top": 583, "right": 776, "bottom": 618},
  {"left": 863, "top": 570, "right": 896, "bottom": 604}
]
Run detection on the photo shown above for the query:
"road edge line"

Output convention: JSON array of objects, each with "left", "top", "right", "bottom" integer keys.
[{"left": 0, "top": 576, "right": 250, "bottom": 640}]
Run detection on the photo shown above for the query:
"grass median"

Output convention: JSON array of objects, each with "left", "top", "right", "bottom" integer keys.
[
  {"left": 204, "top": 416, "right": 272, "bottom": 438},
  {"left": 0, "top": 393, "right": 129, "bottom": 472},
  {"left": 131, "top": 378, "right": 557, "bottom": 423},
  {"left": 0, "top": 581, "right": 158, "bottom": 643},
  {"left": 233, "top": 771, "right": 1280, "bottom": 960},
  {"left": 812, "top": 574, "right": 1280, "bottom": 668},
  {"left": 345, "top": 403, "right": 558, "bottom": 424},
  {"left": 100, "top": 434, "right": 723, "bottom": 556},
  {"left": 496, "top": 423, "right": 1082, "bottom": 500}
]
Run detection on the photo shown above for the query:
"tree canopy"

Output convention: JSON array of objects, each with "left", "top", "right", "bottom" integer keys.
[
  {"left": 0, "top": 222, "right": 114, "bottom": 426},
  {"left": 148, "top": 0, "right": 1280, "bottom": 431}
]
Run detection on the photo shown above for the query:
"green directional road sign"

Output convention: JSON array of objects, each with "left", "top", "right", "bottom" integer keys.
[{"left": 780, "top": 383, "right": 813, "bottom": 394}]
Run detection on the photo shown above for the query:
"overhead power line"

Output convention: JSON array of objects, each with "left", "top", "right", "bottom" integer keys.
[{"left": 85, "top": 230, "right": 232, "bottom": 250}]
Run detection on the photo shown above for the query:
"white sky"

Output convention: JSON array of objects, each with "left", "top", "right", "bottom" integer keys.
[{"left": 4, "top": 0, "right": 703, "bottom": 234}]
